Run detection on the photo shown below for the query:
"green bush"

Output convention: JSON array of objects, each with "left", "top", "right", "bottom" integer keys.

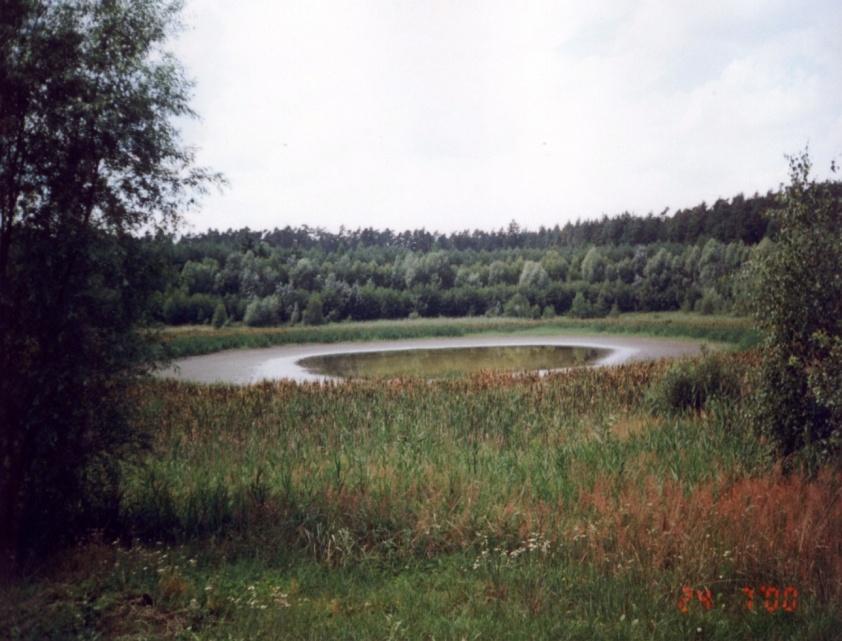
[
  {"left": 646, "top": 352, "right": 742, "bottom": 415},
  {"left": 211, "top": 302, "right": 228, "bottom": 328},
  {"left": 243, "top": 296, "right": 281, "bottom": 327},
  {"left": 503, "top": 292, "right": 532, "bottom": 318},
  {"left": 569, "top": 291, "right": 593, "bottom": 318},
  {"left": 162, "top": 291, "right": 219, "bottom": 325},
  {"left": 303, "top": 293, "right": 324, "bottom": 325},
  {"left": 749, "top": 152, "right": 842, "bottom": 460},
  {"left": 695, "top": 288, "right": 726, "bottom": 315}
]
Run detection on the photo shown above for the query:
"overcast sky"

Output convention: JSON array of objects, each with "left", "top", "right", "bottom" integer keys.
[{"left": 172, "top": 0, "right": 842, "bottom": 234}]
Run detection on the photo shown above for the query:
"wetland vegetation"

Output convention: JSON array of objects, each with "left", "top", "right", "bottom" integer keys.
[
  {"left": 4, "top": 316, "right": 842, "bottom": 640},
  {"left": 1, "top": 2, "right": 840, "bottom": 640}
]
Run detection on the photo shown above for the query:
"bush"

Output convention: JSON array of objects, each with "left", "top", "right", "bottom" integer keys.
[
  {"left": 503, "top": 292, "right": 532, "bottom": 318},
  {"left": 569, "top": 291, "right": 593, "bottom": 318},
  {"left": 303, "top": 293, "right": 324, "bottom": 325},
  {"left": 162, "top": 291, "right": 218, "bottom": 325},
  {"left": 696, "top": 289, "right": 724, "bottom": 315},
  {"left": 211, "top": 303, "right": 228, "bottom": 328},
  {"left": 750, "top": 153, "right": 842, "bottom": 460},
  {"left": 646, "top": 352, "right": 742, "bottom": 415},
  {"left": 243, "top": 296, "right": 281, "bottom": 327}
]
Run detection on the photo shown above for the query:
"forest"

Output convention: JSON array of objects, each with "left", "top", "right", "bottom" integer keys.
[{"left": 156, "top": 189, "right": 800, "bottom": 327}]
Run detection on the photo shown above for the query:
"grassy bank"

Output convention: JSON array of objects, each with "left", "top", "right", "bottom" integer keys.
[
  {"left": 4, "top": 351, "right": 840, "bottom": 640},
  {"left": 159, "top": 312, "right": 759, "bottom": 358}
]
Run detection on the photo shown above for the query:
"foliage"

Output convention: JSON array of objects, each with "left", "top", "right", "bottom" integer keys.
[
  {"left": 8, "top": 352, "right": 842, "bottom": 639},
  {"left": 517, "top": 260, "right": 549, "bottom": 289},
  {"left": 569, "top": 291, "right": 593, "bottom": 318},
  {"left": 144, "top": 183, "right": 835, "bottom": 326},
  {"left": 243, "top": 295, "right": 281, "bottom": 327},
  {"left": 749, "top": 152, "right": 842, "bottom": 460},
  {"left": 0, "top": 0, "right": 216, "bottom": 571},
  {"left": 303, "top": 293, "right": 324, "bottom": 325},
  {"left": 696, "top": 288, "right": 725, "bottom": 315},
  {"left": 211, "top": 302, "right": 228, "bottom": 328},
  {"left": 503, "top": 292, "right": 534, "bottom": 318},
  {"left": 646, "top": 352, "right": 743, "bottom": 415}
]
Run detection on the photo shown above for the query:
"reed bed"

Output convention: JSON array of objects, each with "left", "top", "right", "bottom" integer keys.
[
  {"left": 125, "top": 356, "right": 777, "bottom": 562},
  {"left": 4, "top": 350, "right": 839, "bottom": 640}
]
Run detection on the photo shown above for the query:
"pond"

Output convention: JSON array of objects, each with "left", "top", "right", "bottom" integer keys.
[
  {"left": 159, "top": 334, "right": 705, "bottom": 384},
  {"left": 297, "top": 345, "right": 609, "bottom": 379}
]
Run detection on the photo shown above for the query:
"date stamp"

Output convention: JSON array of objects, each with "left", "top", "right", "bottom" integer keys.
[{"left": 678, "top": 585, "right": 799, "bottom": 614}]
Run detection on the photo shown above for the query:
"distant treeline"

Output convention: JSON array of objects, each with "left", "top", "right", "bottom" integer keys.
[
  {"left": 179, "top": 190, "right": 779, "bottom": 258},
  {"left": 149, "top": 188, "right": 823, "bottom": 326}
]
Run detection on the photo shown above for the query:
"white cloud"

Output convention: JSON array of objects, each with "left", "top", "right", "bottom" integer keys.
[{"left": 172, "top": 0, "right": 842, "bottom": 233}]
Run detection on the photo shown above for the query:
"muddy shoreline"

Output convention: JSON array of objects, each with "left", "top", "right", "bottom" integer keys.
[{"left": 158, "top": 333, "right": 708, "bottom": 384}]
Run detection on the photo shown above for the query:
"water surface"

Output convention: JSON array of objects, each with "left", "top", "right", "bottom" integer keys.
[
  {"left": 160, "top": 334, "right": 705, "bottom": 384},
  {"left": 298, "top": 345, "right": 608, "bottom": 379}
]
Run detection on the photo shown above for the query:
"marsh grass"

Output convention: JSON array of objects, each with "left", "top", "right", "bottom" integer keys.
[
  {"left": 160, "top": 312, "right": 759, "bottom": 358},
  {"left": 3, "top": 345, "right": 840, "bottom": 640}
]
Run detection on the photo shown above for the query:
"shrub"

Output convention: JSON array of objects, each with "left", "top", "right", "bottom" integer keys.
[
  {"left": 303, "top": 293, "right": 324, "bottom": 326},
  {"left": 569, "top": 291, "right": 593, "bottom": 318},
  {"left": 211, "top": 303, "right": 228, "bottom": 328},
  {"left": 243, "top": 296, "right": 281, "bottom": 327},
  {"left": 646, "top": 352, "right": 742, "bottom": 415},
  {"left": 749, "top": 152, "right": 842, "bottom": 460},
  {"left": 503, "top": 292, "right": 532, "bottom": 318},
  {"left": 162, "top": 291, "right": 218, "bottom": 325},
  {"left": 696, "top": 289, "right": 724, "bottom": 315}
]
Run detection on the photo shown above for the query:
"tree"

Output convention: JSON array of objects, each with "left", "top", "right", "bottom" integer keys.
[
  {"left": 303, "top": 293, "right": 324, "bottom": 325},
  {"left": 569, "top": 291, "right": 593, "bottom": 318},
  {"left": 503, "top": 292, "right": 532, "bottom": 318},
  {"left": 243, "top": 295, "right": 280, "bottom": 327},
  {"left": 211, "top": 302, "right": 228, "bottom": 328},
  {"left": 0, "top": 0, "right": 218, "bottom": 572},
  {"left": 750, "top": 151, "right": 842, "bottom": 462},
  {"left": 581, "top": 246, "right": 606, "bottom": 283},
  {"left": 518, "top": 260, "right": 549, "bottom": 289}
]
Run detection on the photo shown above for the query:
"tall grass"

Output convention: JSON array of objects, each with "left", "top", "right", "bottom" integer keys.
[
  {"left": 126, "top": 354, "right": 807, "bottom": 581},
  {"left": 5, "top": 350, "right": 840, "bottom": 641}
]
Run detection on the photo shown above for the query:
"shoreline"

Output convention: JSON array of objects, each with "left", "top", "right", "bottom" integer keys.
[{"left": 158, "top": 333, "right": 710, "bottom": 384}]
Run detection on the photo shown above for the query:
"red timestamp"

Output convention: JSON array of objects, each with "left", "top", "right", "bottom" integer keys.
[{"left": 677, "top": 585, "right": 799, "bottom": 614}]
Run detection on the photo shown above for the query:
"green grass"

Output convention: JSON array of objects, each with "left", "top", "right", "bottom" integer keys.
[
  {"left": 6, "top": 545, "right": 833, "bottom": 641},
  {"left": 158, "top": 312, "right": 760, "bottom": 358},
  {"left": 4, "top": 349, "right": 840, "bottom": 640}
]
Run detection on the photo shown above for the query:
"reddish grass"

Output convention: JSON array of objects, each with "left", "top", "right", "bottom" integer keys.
[{"left": 576, "top": 468, "right": 842, "bottom": 603}]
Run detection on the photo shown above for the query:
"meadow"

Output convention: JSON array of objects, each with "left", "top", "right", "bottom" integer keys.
[{"left": 3, "top": 315, "right": 839, "bottom": 640}]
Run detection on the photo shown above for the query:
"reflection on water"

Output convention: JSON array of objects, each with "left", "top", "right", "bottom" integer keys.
[{"left": 298, "top": 345, "right": 608, "bottom": 379}]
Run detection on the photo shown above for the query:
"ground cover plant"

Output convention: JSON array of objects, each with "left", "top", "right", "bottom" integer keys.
[
  {"left": 160, "top": 312, "right": 758, "bottom": 358},
  {"left": 3, "top": 339, "right": 841, "bottom": 640}
]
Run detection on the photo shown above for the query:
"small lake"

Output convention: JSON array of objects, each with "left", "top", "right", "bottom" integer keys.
[
  {"left": 298, "top": 345, "right": 608, "bottom": 379},
  {"left": 160, "top": 334, "right": 704, "bottom": 384}
]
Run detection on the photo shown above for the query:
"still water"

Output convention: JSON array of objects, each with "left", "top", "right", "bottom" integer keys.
[{"left": 297, "top": 345, "right": 609, "bottom": 379}]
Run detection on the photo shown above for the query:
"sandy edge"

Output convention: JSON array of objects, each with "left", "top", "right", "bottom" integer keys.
[{"left": 158, "top": 333, "right": 712, "bottom": 385}]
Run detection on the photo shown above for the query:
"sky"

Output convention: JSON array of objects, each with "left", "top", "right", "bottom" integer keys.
[{"left": 172, "top": 0, "right": 842, "bottom": 235}]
